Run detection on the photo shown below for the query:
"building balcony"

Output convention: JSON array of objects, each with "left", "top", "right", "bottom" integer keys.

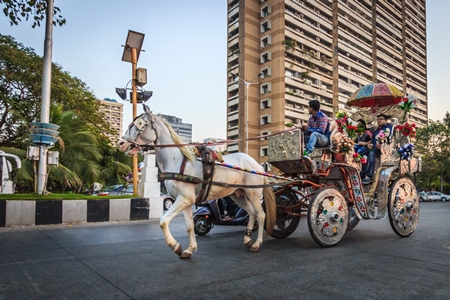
[
  {"left": 339, "top": 5, "right": 372, "bottom": 29},
  {"left": 228, "top": 4, "right": 239, "bottom": 18},
  {"left": 228, "top": 35, "right": 238, "bottom": 48},
  {"left": 227, "top": 97, "right": 239, "bottom": 107},
  {"left": 227, "top": 144, "right": 238, "bottom": 152},
  {"left": 228, "top": 82, "right": 239, "bottom": 92},
  {"left": 227, "top": 113, "right": 239, "bottom": 122},
  {"left": 227, "top": 128, "right": 238, "bottom": 137}
]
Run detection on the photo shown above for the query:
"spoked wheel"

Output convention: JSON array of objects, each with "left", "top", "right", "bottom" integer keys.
[
  {"left": 307, "top": 187, "right": 348, "bottom": 247},
  {"left": 347, "top": 205, "right": 360, "bottom": 231},
  {"left": 266, "top": 188, "right": 301, "bottom": 239},
  {"left": 193, "top": 215, "right": 213, "bottom": 236},
  {"left": 388, "top": 177, "right": 419, "bottom": 237}
]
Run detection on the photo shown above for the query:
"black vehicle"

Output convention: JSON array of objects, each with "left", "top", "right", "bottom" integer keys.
[{"left": 193, "top": 196, "right": 253, "bottom": 236}]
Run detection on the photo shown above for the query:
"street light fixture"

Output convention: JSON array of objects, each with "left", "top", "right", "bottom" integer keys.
[
  {"left": 230, "top": 72, "right": 262, "bottom": 154},
  {"left": 115, "top": 86, "right": 153, "bottom": 103},
  {"left": 121, "top": 30, "right": 145, "bottom": 194}
]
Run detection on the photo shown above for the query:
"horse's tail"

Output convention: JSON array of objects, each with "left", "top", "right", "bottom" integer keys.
[{"left": 262, "top": 177, "right": 276, "bottom": 235}]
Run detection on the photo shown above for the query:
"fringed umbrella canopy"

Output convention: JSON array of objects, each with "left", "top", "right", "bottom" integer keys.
[{"left": 347, "top": 83, "right": 405, "bottom": 108}]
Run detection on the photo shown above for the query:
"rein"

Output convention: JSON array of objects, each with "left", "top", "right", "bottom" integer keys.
[
  {"left": 128, "top": 126, "right": 301, "bottom": 151},
  {"left": 158, "top": 172, "right": 296, "bottom": 188}
]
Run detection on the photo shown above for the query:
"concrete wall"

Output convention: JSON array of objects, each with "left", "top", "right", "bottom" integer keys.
[{"left": 0, "top": 198, "right": 155, "bottom": 227}]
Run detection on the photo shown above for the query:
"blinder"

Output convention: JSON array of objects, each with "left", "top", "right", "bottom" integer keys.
[{"left": 125, "top": 113, "right": 156, "bottom": 148}]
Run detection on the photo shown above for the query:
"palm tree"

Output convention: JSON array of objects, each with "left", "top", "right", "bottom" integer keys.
[{"left": 47, "top": 104, "right": 103, "bottom": 191}]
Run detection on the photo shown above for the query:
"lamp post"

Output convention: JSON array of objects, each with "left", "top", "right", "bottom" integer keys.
[
  {"left": 121, "top": 30, "right": 145, "bottom": 194},
  {"left": 230, "top": 73, "right": 262, "bottom": 154}
]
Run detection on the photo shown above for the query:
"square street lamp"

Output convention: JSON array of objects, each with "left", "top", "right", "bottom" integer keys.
[
  {"left": 121, "top": 30, "right": 145, "bottom": 195},
  {"left": 121, "top": 30, "right": 145, "bottom": 63}
]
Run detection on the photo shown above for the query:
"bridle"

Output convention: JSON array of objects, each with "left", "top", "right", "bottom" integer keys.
[{"left": 124, "top": 113, "right": 157, "bottom": 150}]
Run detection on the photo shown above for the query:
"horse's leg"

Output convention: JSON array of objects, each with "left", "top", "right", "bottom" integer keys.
[
  {"left": 245, "top": 190, "right": 266, "bottom": 252},
  {"left": 232, "top": 195, "right": 257, "bottom": 249},
  {"left": 244, "top": 212, "right": 256, "bottom": 248},
  {"left": 159, "top": 195, "right": 192, "bottom": 257},
  {"left": 249, "top": 204, "right": 266, "bottom": 252},
  {"left": 179, "top": 205, "right": 197, "bottom": 259}
]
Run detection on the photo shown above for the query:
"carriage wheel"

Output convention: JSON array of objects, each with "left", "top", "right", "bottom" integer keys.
[
  {"left": 266, "top": 188, "right": 301, "bottom": 239},
  {"left": 388, "top": 177, "right": 419, "bottom": 237},
  {"left": 307, "top": 187, "right": 348, "bottom": 247},
  {"left": 347, "top": 205, "right": 360, "bottom": 231}
]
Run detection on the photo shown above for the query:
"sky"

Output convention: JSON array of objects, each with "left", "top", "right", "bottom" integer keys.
[{"left": 0, "top": 0, "right": 448, "bottom": 142}]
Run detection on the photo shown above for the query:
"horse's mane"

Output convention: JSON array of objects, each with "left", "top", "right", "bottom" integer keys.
[{"left": 160, "top": 117, "right": 196, "bottom": 161}]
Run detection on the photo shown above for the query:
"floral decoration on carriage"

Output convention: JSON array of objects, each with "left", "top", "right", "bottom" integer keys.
[{"left": 343, "top": 82, "right": 421, "bottom": 174}]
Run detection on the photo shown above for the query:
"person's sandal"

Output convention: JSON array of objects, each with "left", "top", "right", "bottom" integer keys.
[{"left": 222, "top": 215, "right": 232, "bottom": 221}]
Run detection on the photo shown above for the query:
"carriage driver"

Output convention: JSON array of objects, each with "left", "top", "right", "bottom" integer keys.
[{"left": 302, "top": 100, "right": 330, "bottom": 156}]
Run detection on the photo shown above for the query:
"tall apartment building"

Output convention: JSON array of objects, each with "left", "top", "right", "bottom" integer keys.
[
  {"left": 157, "top": 114, "right": 193, "bottom": 143},
  {"left": 98, "top": 98, "right": 124, "bottom": 145},
  {"left": 226, "top": 0, "right": 427, "bottom": 169}
]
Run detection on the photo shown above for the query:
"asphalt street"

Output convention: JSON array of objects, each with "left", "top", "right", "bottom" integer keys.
[{"left": 1, "top": 202, "right": 449, "bottom": 300}]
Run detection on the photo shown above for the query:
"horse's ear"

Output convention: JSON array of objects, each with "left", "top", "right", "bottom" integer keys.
[{"left": 143, "top": 103, "right": 152, "bottom": 115}]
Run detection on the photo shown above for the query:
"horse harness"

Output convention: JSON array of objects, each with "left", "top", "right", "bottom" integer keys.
[
  {"left": 128, "top": 113, "right": 277, "bottom": 201},
  {"left": 159, "top": 146, "right": 221, "bottom": 204}
]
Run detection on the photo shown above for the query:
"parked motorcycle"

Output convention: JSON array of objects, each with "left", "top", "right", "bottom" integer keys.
[{"left": 193, "top": 196, "right": 253, "bottom": 236}]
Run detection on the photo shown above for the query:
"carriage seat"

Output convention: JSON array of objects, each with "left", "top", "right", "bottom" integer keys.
[{"left": 307, "top": 118, "right": 338, "bottom": 171}]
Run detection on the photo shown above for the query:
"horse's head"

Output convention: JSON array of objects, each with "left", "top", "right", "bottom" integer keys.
[{"left": 118, "top": 104, "right": 157, "bottom": 155}]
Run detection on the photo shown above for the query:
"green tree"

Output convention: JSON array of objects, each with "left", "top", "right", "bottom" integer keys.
[
  {"left": 0, "top": 34, "right": 113, "bottom": 149},
  {"left": 0, "top": 34, "right": 126, "bottom": 192},
  {"left": 1, "top": 0, "right": 65, "bottom": 28},
  {"left": 415, "top": 113, "right": 450, "bottom": 192}
]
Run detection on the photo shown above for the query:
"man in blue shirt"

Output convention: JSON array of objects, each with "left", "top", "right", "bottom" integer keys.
[
  {"left": 303, "top": 100, "right": 330, "bottom": 155},
  {"left": 362, "top": 114, "right": 393, "bottom": 184}
]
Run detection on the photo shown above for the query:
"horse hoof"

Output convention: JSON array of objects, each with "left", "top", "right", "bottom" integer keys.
[
  {"left": 171, "top": 243, "right": 182, "bottom": 256},
  {"left": 180, "top": 251, "right": 192, "bottom": 259},
  {"left": 244, "top": 240, "right": 253, "bottom": 248},
  {"left": 248, "top": 244, "right": 260, "bottom": 252}
]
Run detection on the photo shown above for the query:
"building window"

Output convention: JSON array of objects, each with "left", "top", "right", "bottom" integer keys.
[
  {"left": 260, "top": 146, "right": 268, "bottom": 157},
  {"left": 260, "top": 98, "right": 272, "bottom": 109},
  {"left": 261, "top": 5, "right": 271, "bottom": 18},
  {"left": 261, "top": 35, "right": 272, "bottom": 48},
  {"left": 261, "top": 114, "right": 272, "bottom": 125},
  {"left": 261, "top": 20, "right": 271, "bottom": 33},
  {"left": 261, "top": 66, "right": 271, "bottom": 78},
  {"left": 261, "top": 83, "right": 272, "bottom": 94},
  {"left": 260, "top": 130, "right": 271, "bottom": 140},
  {"left": 262, "top": 162, "right": 272, "bottom": 172},
  {"left": 261, "top": 51, "right": 272, "bottom": 63}
]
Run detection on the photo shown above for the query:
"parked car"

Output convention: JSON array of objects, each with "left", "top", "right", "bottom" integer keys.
[
  {"left": 426, "top": 191, "right": 450, "bottom": 202},
  {"left": 162, "top": 194, "right": 175, "bottom": 210},
  {"left": 97, "top": 184, "right": 122, "bottom": 196},
  {"left": 418, "top": 191, "right": 429, "bottom": 202},
  {"left": 98, "top": 185, "right": 175, "bottom": 210}
]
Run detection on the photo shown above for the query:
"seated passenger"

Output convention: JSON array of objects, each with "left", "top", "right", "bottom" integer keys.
[
  {"left": 354, "top": 119, "right": 372, "bottom": 178},
  {"left": 303, "top": 100, "right": 330, "bottom": 156},
  {"left": 362, "top": 114, "right": 393, "bottom": 184}
]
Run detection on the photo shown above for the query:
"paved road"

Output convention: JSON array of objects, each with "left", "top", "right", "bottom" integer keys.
[{"left": 1, "top": 202, "right": 449, "bottom": 300}]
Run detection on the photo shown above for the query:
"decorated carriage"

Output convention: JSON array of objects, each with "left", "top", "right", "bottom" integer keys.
[
  {"left": 267, "top": 82, "right": 421, "bottom": 246},
  {"left": 118, "top": 82, "right": 420, "bottom": 259}
]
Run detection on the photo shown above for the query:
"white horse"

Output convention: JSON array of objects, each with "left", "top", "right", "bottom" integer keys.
[{"left": 117, "top": 104, "right": 276, "bottom": 259}]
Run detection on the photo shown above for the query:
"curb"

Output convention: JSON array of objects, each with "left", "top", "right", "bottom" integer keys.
[{"left": 0, "top": 198, "right": 151, "bottom": 227}]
